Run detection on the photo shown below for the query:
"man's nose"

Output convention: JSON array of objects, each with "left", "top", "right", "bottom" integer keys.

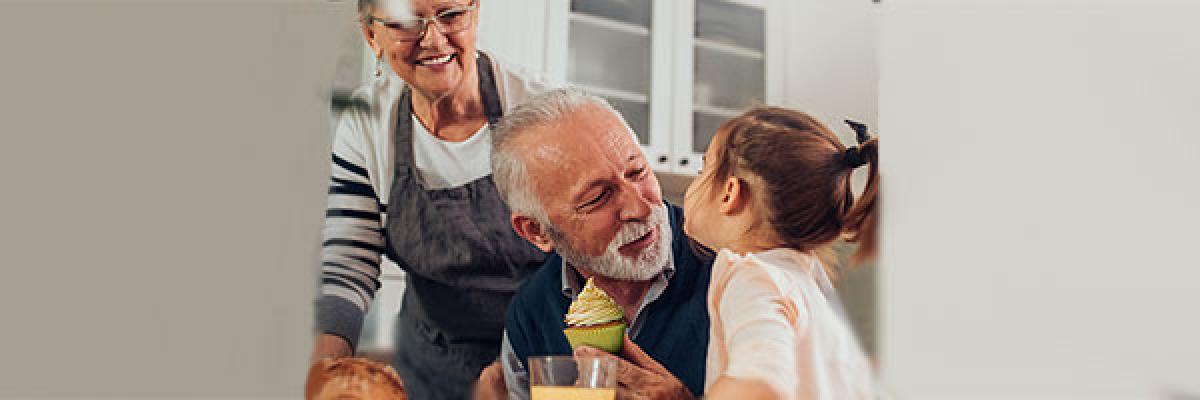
[{"left": 617, "top": 183, "right": 653, "bottom": 222}]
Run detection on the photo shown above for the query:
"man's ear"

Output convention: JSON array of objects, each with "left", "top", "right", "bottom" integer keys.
[
  {"left": 718, "top": 176, "right": 748, "bottom": 215},
  {"left": 512, "top": 215, "right": 554, "bottom": 252}
]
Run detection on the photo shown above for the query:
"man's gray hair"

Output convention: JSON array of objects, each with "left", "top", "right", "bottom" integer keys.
[{"left": 491, "top": 87, "right": 634, "bottom": 222}]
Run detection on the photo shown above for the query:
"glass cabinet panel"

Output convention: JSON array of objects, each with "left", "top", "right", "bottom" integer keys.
[
  {"left": 608, "top": 97, "right": 651, "bottom": 146},
  {"left": 692, "top": 110, "right": 735, "bottom": 157},
  {"left": 695, "top": 0, "right": 765, "bottom": 51},
  {"left": 567, "top": 0, "right": 654, "bottom": 145},
  {"left": 692, "top": 0, "right": 765, "bottom": 153},
  {"left": 570, "top": 0, "right": 651, "bottom": 28}
]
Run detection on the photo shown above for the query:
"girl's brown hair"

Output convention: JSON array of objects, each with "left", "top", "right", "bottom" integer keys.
[{"left": 702, "top": 107, "right": 879, "bottom": 268}]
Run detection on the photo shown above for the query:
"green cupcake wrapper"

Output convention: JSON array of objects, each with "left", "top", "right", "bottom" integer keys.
[{"left": 563, "top": 322, "right": 627, "bottom": 354}]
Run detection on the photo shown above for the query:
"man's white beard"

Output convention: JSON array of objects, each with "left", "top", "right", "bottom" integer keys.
[{"left": 547, "top": 204, "right": 672, "bottom": 281}]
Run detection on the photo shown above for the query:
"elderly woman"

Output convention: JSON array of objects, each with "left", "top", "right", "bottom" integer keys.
[{"left": 311, "top": 0, "right": 550, "bottom": 397}]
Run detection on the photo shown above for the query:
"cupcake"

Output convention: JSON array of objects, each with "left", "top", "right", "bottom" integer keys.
[{"left": 562, "top": 278, "right": 627, "bottom": 353}]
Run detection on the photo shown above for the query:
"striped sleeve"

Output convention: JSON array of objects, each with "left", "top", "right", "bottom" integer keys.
[{"left": 315, "top": 113, "right": 385, "bottom": 350}]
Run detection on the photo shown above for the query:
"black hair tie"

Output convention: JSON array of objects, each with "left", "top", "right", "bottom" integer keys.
[
  {"left": 844, "top": 147, "right": 867, "bottom": 168},
  {"left": 845, "top": 119, "right": 871, "bottom": 144},
  {"left": 843, "top": 119, "right": 873, "bottom": 168}
]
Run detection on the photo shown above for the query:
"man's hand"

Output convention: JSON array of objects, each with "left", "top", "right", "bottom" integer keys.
[
  {"left": 574, "top": 337, "right": 695, "bottom": 400},
  {"left": 311, "top": 333, "right": 353, "bottom": 363},
  {"left": 474, "top": 361, "right": 508, "bottom": 400}
]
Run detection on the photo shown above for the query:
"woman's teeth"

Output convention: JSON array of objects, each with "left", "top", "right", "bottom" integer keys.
[{"left": 417, "top": 54, "right": 454, "bottom": 65}]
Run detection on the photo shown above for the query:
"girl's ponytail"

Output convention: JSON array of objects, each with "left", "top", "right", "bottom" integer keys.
[{"left": 841, "top": 130, "right": 879, "bottom": 265}]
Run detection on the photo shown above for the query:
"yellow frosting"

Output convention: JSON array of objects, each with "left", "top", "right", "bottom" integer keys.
[{"left": 565, "top": 278, "right": 624, "bottom": 327}]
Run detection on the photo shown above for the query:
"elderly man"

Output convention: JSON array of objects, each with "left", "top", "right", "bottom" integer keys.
[{"left": 477, "top": 88, "right": 712, "bottom": 400}]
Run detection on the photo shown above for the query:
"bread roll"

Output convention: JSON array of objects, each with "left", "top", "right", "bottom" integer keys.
[{"left": 305, "top": 357, "right": 406, "bottom": 400}]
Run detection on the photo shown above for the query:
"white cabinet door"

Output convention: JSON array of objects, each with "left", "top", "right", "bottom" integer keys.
[
  {"left": 674, "top": 0, "right": 783, "bottom": 175},
  {"left": 546, "top": 0, "right": 675, "bottom": 171},
  {"left": 547, "top": 0, "right": 782, "bottom": 176}
]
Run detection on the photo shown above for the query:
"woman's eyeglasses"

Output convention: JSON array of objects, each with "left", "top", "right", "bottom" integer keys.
[{"left": 364, "top": 1, "right": 477, "bottom": 41}]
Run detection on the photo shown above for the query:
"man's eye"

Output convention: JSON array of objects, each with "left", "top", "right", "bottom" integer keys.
[{"left": 582, "top": 189, "right": 609, "bottom": 208}]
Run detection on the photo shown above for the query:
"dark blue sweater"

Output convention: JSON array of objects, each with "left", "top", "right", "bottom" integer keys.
[{"left": 504, "top": 203, "right": 712, "bottom": 397}]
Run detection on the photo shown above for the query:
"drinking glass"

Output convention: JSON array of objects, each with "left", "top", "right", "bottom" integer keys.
[{"left": 528, "top": 355, "right": 618, "bottom": 400}]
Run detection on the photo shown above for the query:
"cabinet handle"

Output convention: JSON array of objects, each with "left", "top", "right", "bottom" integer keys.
[
  {"left": 657, "top": 155, "right": 669, "bottom": 164},
  {"left": 679, "top": 158, "right": 690, "bottom": 167}
]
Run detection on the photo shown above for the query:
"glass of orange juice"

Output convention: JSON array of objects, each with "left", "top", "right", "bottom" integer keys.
[{"left": 528, "top": 355, "right": 617, "bottom": 400}]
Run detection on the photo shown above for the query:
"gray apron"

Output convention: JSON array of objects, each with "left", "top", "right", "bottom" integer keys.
[{"left": 383, "top": 52, "right": 547, "bottom": 399}]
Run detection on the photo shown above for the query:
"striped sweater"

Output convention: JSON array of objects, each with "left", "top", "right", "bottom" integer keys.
[{"left": 317, "top": 55, "right": 552, "bottom": 348}]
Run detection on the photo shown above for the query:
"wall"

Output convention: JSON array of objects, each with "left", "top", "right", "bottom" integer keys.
[
  {"left": 880, "top": 1, "right": 1200, "bottom": 398},
  {"left": 782, "top": 0, "right": 880, "bottom": 143},
  {"left": 0, "top": 1, "right": 347, "bottom": 397}
]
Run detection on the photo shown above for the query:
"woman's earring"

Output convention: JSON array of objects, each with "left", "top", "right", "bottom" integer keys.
[{"left": 374, "top": 54, "right": 384, "bottom": 77}]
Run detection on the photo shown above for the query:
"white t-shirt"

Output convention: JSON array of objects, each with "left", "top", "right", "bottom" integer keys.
[{"left": 410, "top": 116, "right": 492, "bottom": 189}]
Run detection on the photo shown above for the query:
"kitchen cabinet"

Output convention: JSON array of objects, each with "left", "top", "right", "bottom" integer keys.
[{"left": 545, "top": 0, "right": 785, "bottom": 175}]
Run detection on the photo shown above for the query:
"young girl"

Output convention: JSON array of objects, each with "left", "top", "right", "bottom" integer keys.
[{"left": 682, "top": 107, "right": 881, "bottom": 400}]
